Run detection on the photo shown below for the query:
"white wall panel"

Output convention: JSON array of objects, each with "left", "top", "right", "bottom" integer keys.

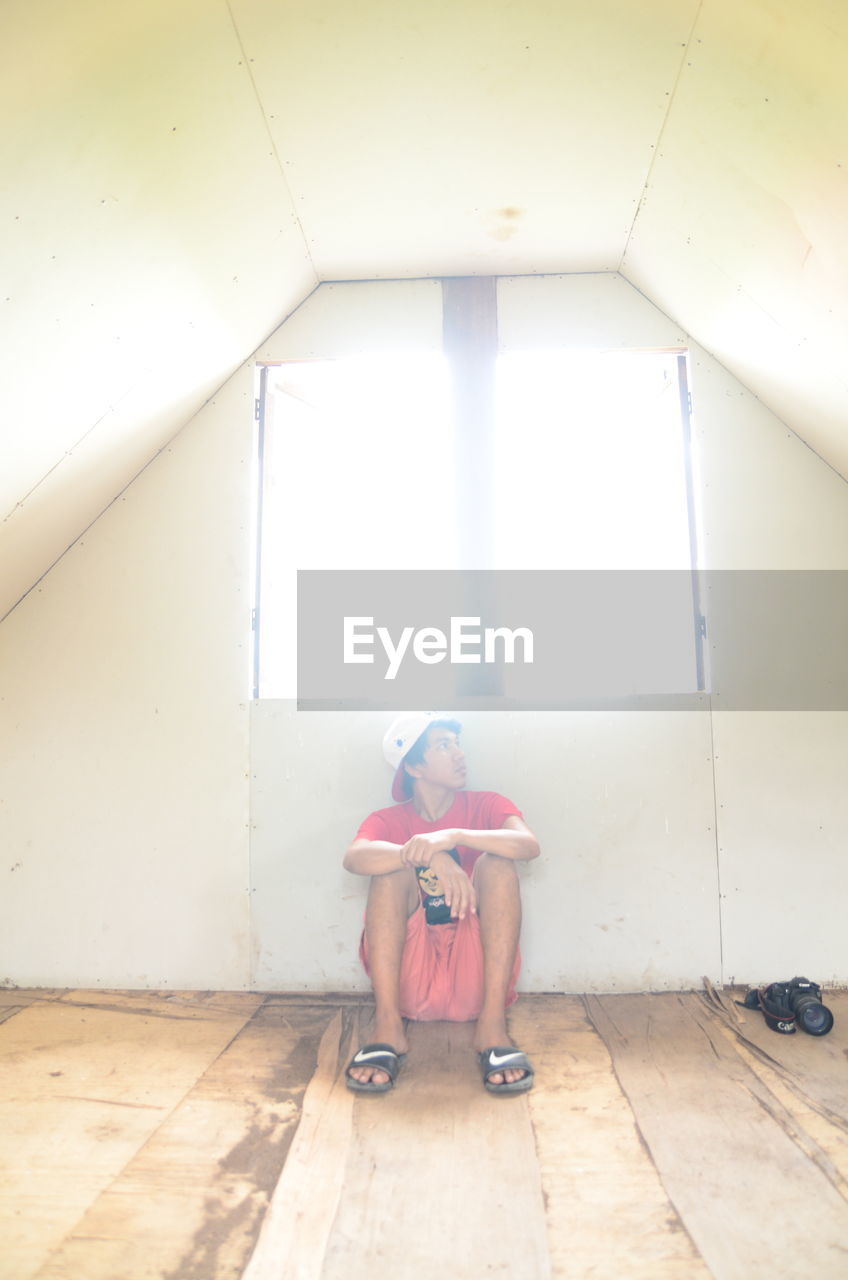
[
  {"left": 2, "top": 360, "right": 239, "bottom": 621},
  {"left": 474, "top": 712, "right": 719, "bottom": 992},
  {"left": 4, "top": 0, "right": 848, "bottom": 645},
  {"left": 233, "top": 0, "right": 697, "bottom": 278},
  {"left": 498, "top": 273, "right": 687, "bottom": 350},
  {"left": 0, "top": 368, "right": 254, "bottom": 989},
  {"left": 713, "top": 713, "right": 848, "bottom": 986},
  {"left": 248, "top": 278, "right": 708, "bottom": 992},
  {"left": 2, "top": 275, "right": 846, "bottom": 993},
  {"left": 249, "top": 703, "right": 388, "bottom": 993},
  {"left": 0, "top": 0, "right": 316, "bottom": 620},
  {"left": 687, "top": 341, "right": 848, "bottom": 570},
  {"left": 250, "top": 704, "right": 720, "bottom": 993},
  {"left": 623, "top": 0, "right": 848, "bottom": 478},
  {"left": 248, "top": 277, "right": 848, "bottom": 991},
  {"left": 257, "top": 279, "right": 443, "bottom": 362}
]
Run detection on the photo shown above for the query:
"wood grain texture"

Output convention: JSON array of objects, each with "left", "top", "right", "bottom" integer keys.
[
  {"left": 0, "top": 990, "right": 263, "bottom": 1280},
  {"left": 696, "top": 987, "right": 848, "bottom": 1198},
  {"left": 320, "top": 1018, "right": 552, "bottom": 1280},
  {"left": 508, "top": 995, "right": 710, "bottom": 1278},
  {"left": 31, "top": 999, "right": 333, "bottom": 1280},
  {"left": 701, "top": 986, "right": 848, "bottom": 1134},
  {"left": 241, "top": 1008, "right": 358, "bottom": 1280},
  {"left": 5, "top": 990, "right": 848, "bottom": 1280},
  {"left": 586, "top": 992, "right": 848, "bottom": 1280}
]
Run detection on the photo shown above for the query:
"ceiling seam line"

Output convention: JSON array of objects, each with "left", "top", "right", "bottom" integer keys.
[
  {"left": 0, "top": 451, "right": 172, "bottom": 628},
  {"left": 0, "top": 344, "right": 254, "bottom": 626},
  {"left": 223, "top": 0, "right": 317, "bottom": 279},
  {"left": 5, "top": 276, "right": 324, "bottom": 618},
  {"left": 618, "top": 0, "right": 705, "bottom": 272},
  {"left": 621, "top": 275, "right": 848, "bottom": 489},
  {"left": 1, "top": 381, "right": 149, "bottom": 525},
  {"left": 0, "top": 356, "right": 250, "bottom": 628}
]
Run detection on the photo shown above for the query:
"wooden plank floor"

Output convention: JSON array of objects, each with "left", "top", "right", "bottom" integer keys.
[{"left": 1, "top": 988, "right": 847, "bottom": 1279}]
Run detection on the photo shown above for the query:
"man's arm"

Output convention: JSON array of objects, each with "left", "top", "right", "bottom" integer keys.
[
  {"left": 343, "top": 837, "right": 410, "bottom": 876},
  {"left": 397, "top": 815, "right": 540, "bottom": 867},
  {"left": 454, "top": 814, "right": 540, "bottom": 860},
  {"left": 343, "top": 822, "right": 464, "bottom": 874},
  {"left": 344, "top": 816, "right": 540, "bottom": 875}
]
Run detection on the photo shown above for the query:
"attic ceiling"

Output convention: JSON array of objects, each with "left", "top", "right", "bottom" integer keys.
[{"left": 2, "top": 0, "right": 847, "bottom": 621}]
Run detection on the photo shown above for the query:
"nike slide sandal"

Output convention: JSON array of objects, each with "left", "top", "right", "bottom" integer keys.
[
  {"left": 345, "top": 1042, "right": 406, "bottom": 1094},
  {"left": 479, "top": 1046, "right": 534, "bottom": 1095}
]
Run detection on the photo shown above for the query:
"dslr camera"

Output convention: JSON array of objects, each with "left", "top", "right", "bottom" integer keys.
[{"left": 742, "top": 976, "right": 833, "bottom": 1036}]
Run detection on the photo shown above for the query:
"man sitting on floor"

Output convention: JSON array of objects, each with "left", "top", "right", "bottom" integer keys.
[{"left": 343, "top": 712, "right": 540, "bottom": 1095}]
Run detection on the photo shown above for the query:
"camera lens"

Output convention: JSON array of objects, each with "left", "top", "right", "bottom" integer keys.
[{"left": 793, "top": 996, "right": 834, "bottom": 1037}]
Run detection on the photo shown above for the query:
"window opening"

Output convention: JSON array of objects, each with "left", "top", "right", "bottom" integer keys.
[{"left": 253, "top": 329, "right": 705, "bottom": 701}]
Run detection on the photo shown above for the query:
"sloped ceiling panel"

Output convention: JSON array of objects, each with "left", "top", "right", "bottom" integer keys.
[
  {"left": 3, "top": 0, "right": 847, "bottom": 624},
  {"left": 622, "top": 0, "right": 848, "bottom": 477},
  {"left": 0, "top": 0, "right": 316, "bottom": 620},
  {"left": 232, "top": 0, "right": 698, "bottom": 278}
]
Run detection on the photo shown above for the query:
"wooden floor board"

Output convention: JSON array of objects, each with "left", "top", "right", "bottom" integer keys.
[
  {"left": 31, "top": 998, "right": 335, "bottom": 1280},
  {"left": 319, "top": 1018, "right": 551, "bottom": 1280},
  {"left": 586, "top": 992, "right": 848, "bottom": 1280},
  {"left": 0, "top": 991, "right": 264, "bottom": 1280},
  {"left": 243, "top": 1011, "right": 552, "bottom": 1279},
  {"left": 3, "top": 989, "right": 847, "bottom": 1279},
  {"left": 703, "top": 987, "right": 848, "bottom": 1129},
  {"left": 242, "top": 1008, "right": 359, "bottom": 1280},
  {"left": 509, "top": 995, "right": 710, "bottom": 1278}
]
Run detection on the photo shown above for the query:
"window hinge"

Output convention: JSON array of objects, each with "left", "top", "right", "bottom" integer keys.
[
  {"left": 251, "top": 608, "right": 258, "bottom": 632},
  {"left": 698, "top": 613, "right": 707, "bottom": 639},
  {"left": 254, "top": 397, "right": 261, "bottom": 422}
]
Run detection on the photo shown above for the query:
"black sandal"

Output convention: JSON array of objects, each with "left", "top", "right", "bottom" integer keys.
[
  {"left": 345, "top": 1042, "right": 406, "bottom": 1093},
  {"left": 479, "top": 1046, "right": 534, "bottom": 1095}
]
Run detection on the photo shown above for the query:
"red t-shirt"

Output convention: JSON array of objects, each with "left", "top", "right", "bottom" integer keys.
[{"left": 355, "top": 790, "right": 522, "bottom": 878}]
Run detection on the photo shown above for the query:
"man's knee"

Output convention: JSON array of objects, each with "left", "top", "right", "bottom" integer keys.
[
  {"left": 474, "top": 853, "right": 520, "bottom": 893},
  {"left": 366, "top": 865, "right": 419, "bottom": 915}
]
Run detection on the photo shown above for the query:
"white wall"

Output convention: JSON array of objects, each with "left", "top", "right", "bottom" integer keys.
[
  {"left": 0, "top": 368, "right": 254, "bottom": 989},
  {"left": 249, "top": 276, "right": 848, "bottom": 992},
  {"left": 1, "top": 0, "right": 316, "bottom": 624},
  {"left": 2, "top": 275, "right": 846, "bottom": 992}
]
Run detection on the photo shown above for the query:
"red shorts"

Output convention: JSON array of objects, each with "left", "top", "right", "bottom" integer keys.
[{"left": 359, "top": 908, "right": 521, "bottom": 1023}]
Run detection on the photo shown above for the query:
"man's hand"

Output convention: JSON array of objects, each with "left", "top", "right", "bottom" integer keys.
[
  {"left": 429, "top": 850, "right": 477, "bottom": 919},
  {"left": 398, "top": 829, "right": 459, "bottom": 868}
]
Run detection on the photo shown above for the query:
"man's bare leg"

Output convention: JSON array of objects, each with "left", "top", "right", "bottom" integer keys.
[
  {"left": 348, "top": 867, "right": 418, "bottom": 1086},
  {"left": 472, "top": 854, "right": 527, "bottom": 1086}
]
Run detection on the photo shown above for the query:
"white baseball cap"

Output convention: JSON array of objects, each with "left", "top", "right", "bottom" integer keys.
[{"left": 382, "top": 712, "right": 446, "bottom": 802}]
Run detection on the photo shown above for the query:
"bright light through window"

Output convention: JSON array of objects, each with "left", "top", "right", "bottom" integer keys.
[
  {"left": 495, "top": 350, "right": 694, "bottom": 569},
  {"left": 257, "top": 353, "right": 454, "bottom": 698},
  {"left": 254, "top": 346, "right": 703, "bottom": 700}
]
